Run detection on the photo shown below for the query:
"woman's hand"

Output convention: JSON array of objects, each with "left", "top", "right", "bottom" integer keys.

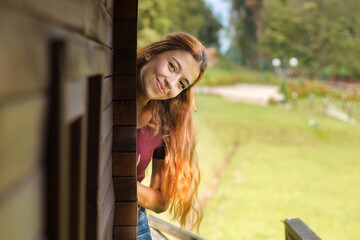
[{"left": 137, "top": 157, "right": 169, "bottom": 213}]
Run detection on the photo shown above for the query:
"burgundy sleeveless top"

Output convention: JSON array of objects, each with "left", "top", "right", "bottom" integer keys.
[{"left": 137, "top": 126, "right": 165, "bottom": 182}]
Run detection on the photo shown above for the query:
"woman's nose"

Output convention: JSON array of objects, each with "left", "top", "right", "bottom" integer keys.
[{"left": 165, "top": 74, "right": 179, "bottom": 89}]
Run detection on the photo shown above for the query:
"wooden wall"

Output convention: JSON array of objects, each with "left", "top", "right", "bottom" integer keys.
[
  {"left": 112, "top": 0, "right": 139, "bottom": 239},
  {"left": 0, "top": 0, "right": 139, "bottom": 239}
]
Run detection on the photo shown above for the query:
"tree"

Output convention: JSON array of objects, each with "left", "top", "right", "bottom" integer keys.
[
  {"left": 138, "top": 0, "right": 222, "bottom": 49},
  {"left": 231, "top": 0, "right": 264, "bottom": 69}
]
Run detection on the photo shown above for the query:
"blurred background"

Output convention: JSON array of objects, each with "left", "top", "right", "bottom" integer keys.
[{"left": 138, "top": 0, "right": 360, "bottom": 239}]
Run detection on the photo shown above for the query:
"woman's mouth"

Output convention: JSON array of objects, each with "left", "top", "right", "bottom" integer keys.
[{"left": 156, "top": 78, "right": 165, "bottom": 94}]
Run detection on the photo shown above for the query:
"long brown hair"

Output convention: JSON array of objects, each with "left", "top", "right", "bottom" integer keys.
[{"left": 137, "top": 32, "right": 207, "bottom": 229}]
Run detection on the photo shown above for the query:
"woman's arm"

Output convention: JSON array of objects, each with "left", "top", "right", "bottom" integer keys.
[{"left": 137, "top": 157, "right": 169, "bottom": 213}]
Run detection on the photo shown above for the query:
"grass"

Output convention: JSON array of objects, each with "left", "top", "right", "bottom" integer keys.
[
  {"left": 194, "top": 94, "right": 360, "bottom": 240},
  {"left": 143, "top": 93, "right": 360, "bottom": 239}
]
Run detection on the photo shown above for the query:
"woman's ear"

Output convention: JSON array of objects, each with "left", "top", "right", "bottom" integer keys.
[{"left": 145, "top": 53, "right": 151, "bottom": 61}]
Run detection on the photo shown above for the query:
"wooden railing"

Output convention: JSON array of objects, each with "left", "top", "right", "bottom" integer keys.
[
  {"left": 148, "top": 215, "right": 204, "bottom": 240},
  {"left": 285, "top": 218, "right": 321, "bottom": 240},
  {"left": 148, "top": 216, "right": 320, "bottom": 240}
]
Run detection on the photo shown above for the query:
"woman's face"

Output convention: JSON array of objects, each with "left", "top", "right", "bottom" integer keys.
[{"left": 139, "top": 50, "right": 201, "bottom": 101}]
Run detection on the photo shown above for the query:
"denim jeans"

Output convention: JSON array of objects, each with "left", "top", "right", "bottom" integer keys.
[{"left": 137, "top": 207, "right": 152, "bottom": 240}]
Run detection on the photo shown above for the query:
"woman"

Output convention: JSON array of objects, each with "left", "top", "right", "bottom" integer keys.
[{"left": 136, "top": 32, "right": 207, "bottom": 239}]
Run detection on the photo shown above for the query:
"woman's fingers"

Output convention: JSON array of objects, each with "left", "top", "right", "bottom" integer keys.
[{"left": 137, "top": 154, "right": 141, "bottom": 166}]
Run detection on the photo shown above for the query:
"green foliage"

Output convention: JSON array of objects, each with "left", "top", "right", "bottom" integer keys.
[
  {"left": 261, "top": 0, "right": 360, "bottom": 80},
  {"left": 200, "top": 54, "right": 281, "bottom": 86},
  {"left": 137, "top": 0, "right": 222, "bottom": 49},
  {"left": 200, "top": 53, "right": 354, "bottom": 101}
]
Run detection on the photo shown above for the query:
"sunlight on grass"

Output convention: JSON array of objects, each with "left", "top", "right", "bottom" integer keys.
[
  {"left": 143, "top": 94, "right": 360, "bottom": 239},
  {"left": 195, "top": 94, "right": 360, "bottom": 240}
]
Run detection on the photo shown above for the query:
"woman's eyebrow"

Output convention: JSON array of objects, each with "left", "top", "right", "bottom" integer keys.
[
  {"left": 172, "top": 57, "right": 190, "bottom": 86},
  {"left": 172, "top": 57, "right": 182, "bottom": 71}
]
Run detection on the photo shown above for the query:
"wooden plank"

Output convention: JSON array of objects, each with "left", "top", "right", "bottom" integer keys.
[
  {"left": 100, "top": 130, "right": 113, "bottom": 178},
  {"left": 64, "top": 43, "right": 107, "bottom": 81},
  {"left": 1, "top": 0, "right": 83, "bottom": 31},
  {"left": 114, "top": 202, "right": 137, "bottom": 226},
  {"left": 105, "top": 0, "right": 114, "bottom": 18},
  {"left": 113, "top": 126, "right": 137, "bottom": 152},
  {"left": 113, "top": 152, "right": 137, "bottom": 177},
  {"left": 0, "top": 8, "right": 48, "bottom": 99},
  {"left": 102, "top": 103, "right": 113, "bottom": 144},
  {"left": 103, "top": 76, "right": 113, "bottom": 110},
  {"left": 285, "top": 219, "right": 321, "bottom": 240},
  {"left": 113, "top": 49, "right": 137, "bottom": 75},
  {"left": 69, "top": 116, "right": 88, "bottom": 240},
  {"left": 0, "top": 168, "right": 44, "bottom": 240},
  {"left": 99, "top": 156, "right": 113, "bottom": 211},
  {"left": 85, "top": 75, "right": 102, "bottom": 203},
  {"left": 113, "top": 20, "right": 137, "bottom": 49},
  {"left": 113, "top": 177, "right": 137, "bottom": 202},
  {"left": 114, "top": 226, "right": 136, "bottom": 240},
  {"left": 113, "top": 76, "right": 136, "bottom": 101},
  {"left": 148, "top": 215, "right": 205, "bottom": 240},
  {"left": 99, "top": 180, "right": 115, "bottom": 238},
  {"left": 85, "top": 202, "right": 99, "bottom": 240},
  {"left": 150, "top": 228, "right": 168, "bottom": 240},
  {"left": 100, "top": 204, "right": 115, "bottom": 240},
  {"left": 113, "top": 101, "right": 136, "bottom": 125},
  {"left": 113, "top": 0, "right": 138, "bottom": 21},
  {"left": 84, "top": 0, "right": 113, "bottom": 47},
  {"left": 0, "top": 96, "right": 46, "bottom": 195},
  {"left": 64, "top": 80, "right": 87, "bottom": 123},
  {"left": 104, "top": 46, "right": 113, "bottom": 78}
]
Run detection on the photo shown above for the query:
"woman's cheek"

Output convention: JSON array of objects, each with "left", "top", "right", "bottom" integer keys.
[
  {"left": 169, "top": 89, "right": 180, "bottom": 99},
  {"left": 157, "top": 63, "right": 168, "bottom": 75}
]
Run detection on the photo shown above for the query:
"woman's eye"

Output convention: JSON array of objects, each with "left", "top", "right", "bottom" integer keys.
[
  {"left": 179, "top": 81, "right": 185, "bottom": 89},
  {"left": 169, "top": 62, "right": 175, "bottom": 71}
]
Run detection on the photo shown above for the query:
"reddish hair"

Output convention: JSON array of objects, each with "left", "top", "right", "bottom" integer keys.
[{"left": 137, "top": 32, "right": 207, "bottom": 229}]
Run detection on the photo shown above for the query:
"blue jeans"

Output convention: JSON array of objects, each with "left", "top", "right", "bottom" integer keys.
[{"left": 137, "top": 207, "right": 152, "bottom": 240}]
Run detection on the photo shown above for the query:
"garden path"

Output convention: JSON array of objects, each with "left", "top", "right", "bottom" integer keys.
[{"left": 196, "top": 83, "right": 284, "bottom": 105}]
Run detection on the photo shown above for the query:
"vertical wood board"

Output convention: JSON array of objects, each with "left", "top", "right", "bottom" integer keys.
[
  {"left": 114, "top": 202, "right": 137, "bottom": 226},
  {"left": 113, "top": 177, "right": 137, "bottom": 202},
  {"left": 112, "top": 152, "right": 137, "bottom": 177},
  {"left": 113, "top": 226, "right": 136, "bottom": 240},
  {"left": 113, "top": 101, "right": 136, "bottom": 125},
  {"left": 113, "top": 76, "right": 136, "bottom": 101},
  {"left": 113, "top": 126, "right": 137, "bottom": 152}
]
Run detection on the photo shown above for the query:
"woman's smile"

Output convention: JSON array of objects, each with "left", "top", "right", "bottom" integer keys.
[{"left": 156, "top": 77, "right": 165, "bottom": 94}]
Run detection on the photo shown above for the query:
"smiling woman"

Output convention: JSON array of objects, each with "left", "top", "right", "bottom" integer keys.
[
  {"left": 134, "top": 32, "right": 207, "bottom": 239},
  {"left": 138, "top": 50, "right": 200, "bottom": 101}
]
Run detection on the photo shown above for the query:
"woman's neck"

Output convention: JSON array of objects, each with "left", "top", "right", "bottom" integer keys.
[{"left": 136, "top": 89, "right": 152, "bottom": 129}]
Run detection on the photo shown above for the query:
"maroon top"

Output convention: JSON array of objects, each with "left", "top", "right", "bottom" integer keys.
[{"left": 137, "top": 126, "right": 164, "bottom": 182}]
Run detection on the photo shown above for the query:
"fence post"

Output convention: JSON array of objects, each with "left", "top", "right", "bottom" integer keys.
[{"left": 285, "top": 218, "right": 321, "bottom": 240}]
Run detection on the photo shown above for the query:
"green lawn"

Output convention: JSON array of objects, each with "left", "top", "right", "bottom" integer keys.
[{"left": 194, "top": 94, "right": 360, "bottom": 240}]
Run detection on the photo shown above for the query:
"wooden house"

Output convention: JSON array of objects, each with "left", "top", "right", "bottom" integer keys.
[
  {"left": 0, "top": 0, "right": 324, "bottom": 239},
  {"left": 0, "top": 0, "right": 138, "bottom": 239}
]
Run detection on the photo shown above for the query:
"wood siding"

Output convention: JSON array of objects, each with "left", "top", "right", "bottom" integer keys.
[
  {"left": 0, "top": 0, "right": 140, "bottom": 239},
  {"left": 112, "top": 0, "right": 138, "bottom": 239},
  {"left": 0, "top": 0, "right": 138, "bottom": 238},
  {"left": 106, "top": 2, "right": 139, "bottom": 238}
]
